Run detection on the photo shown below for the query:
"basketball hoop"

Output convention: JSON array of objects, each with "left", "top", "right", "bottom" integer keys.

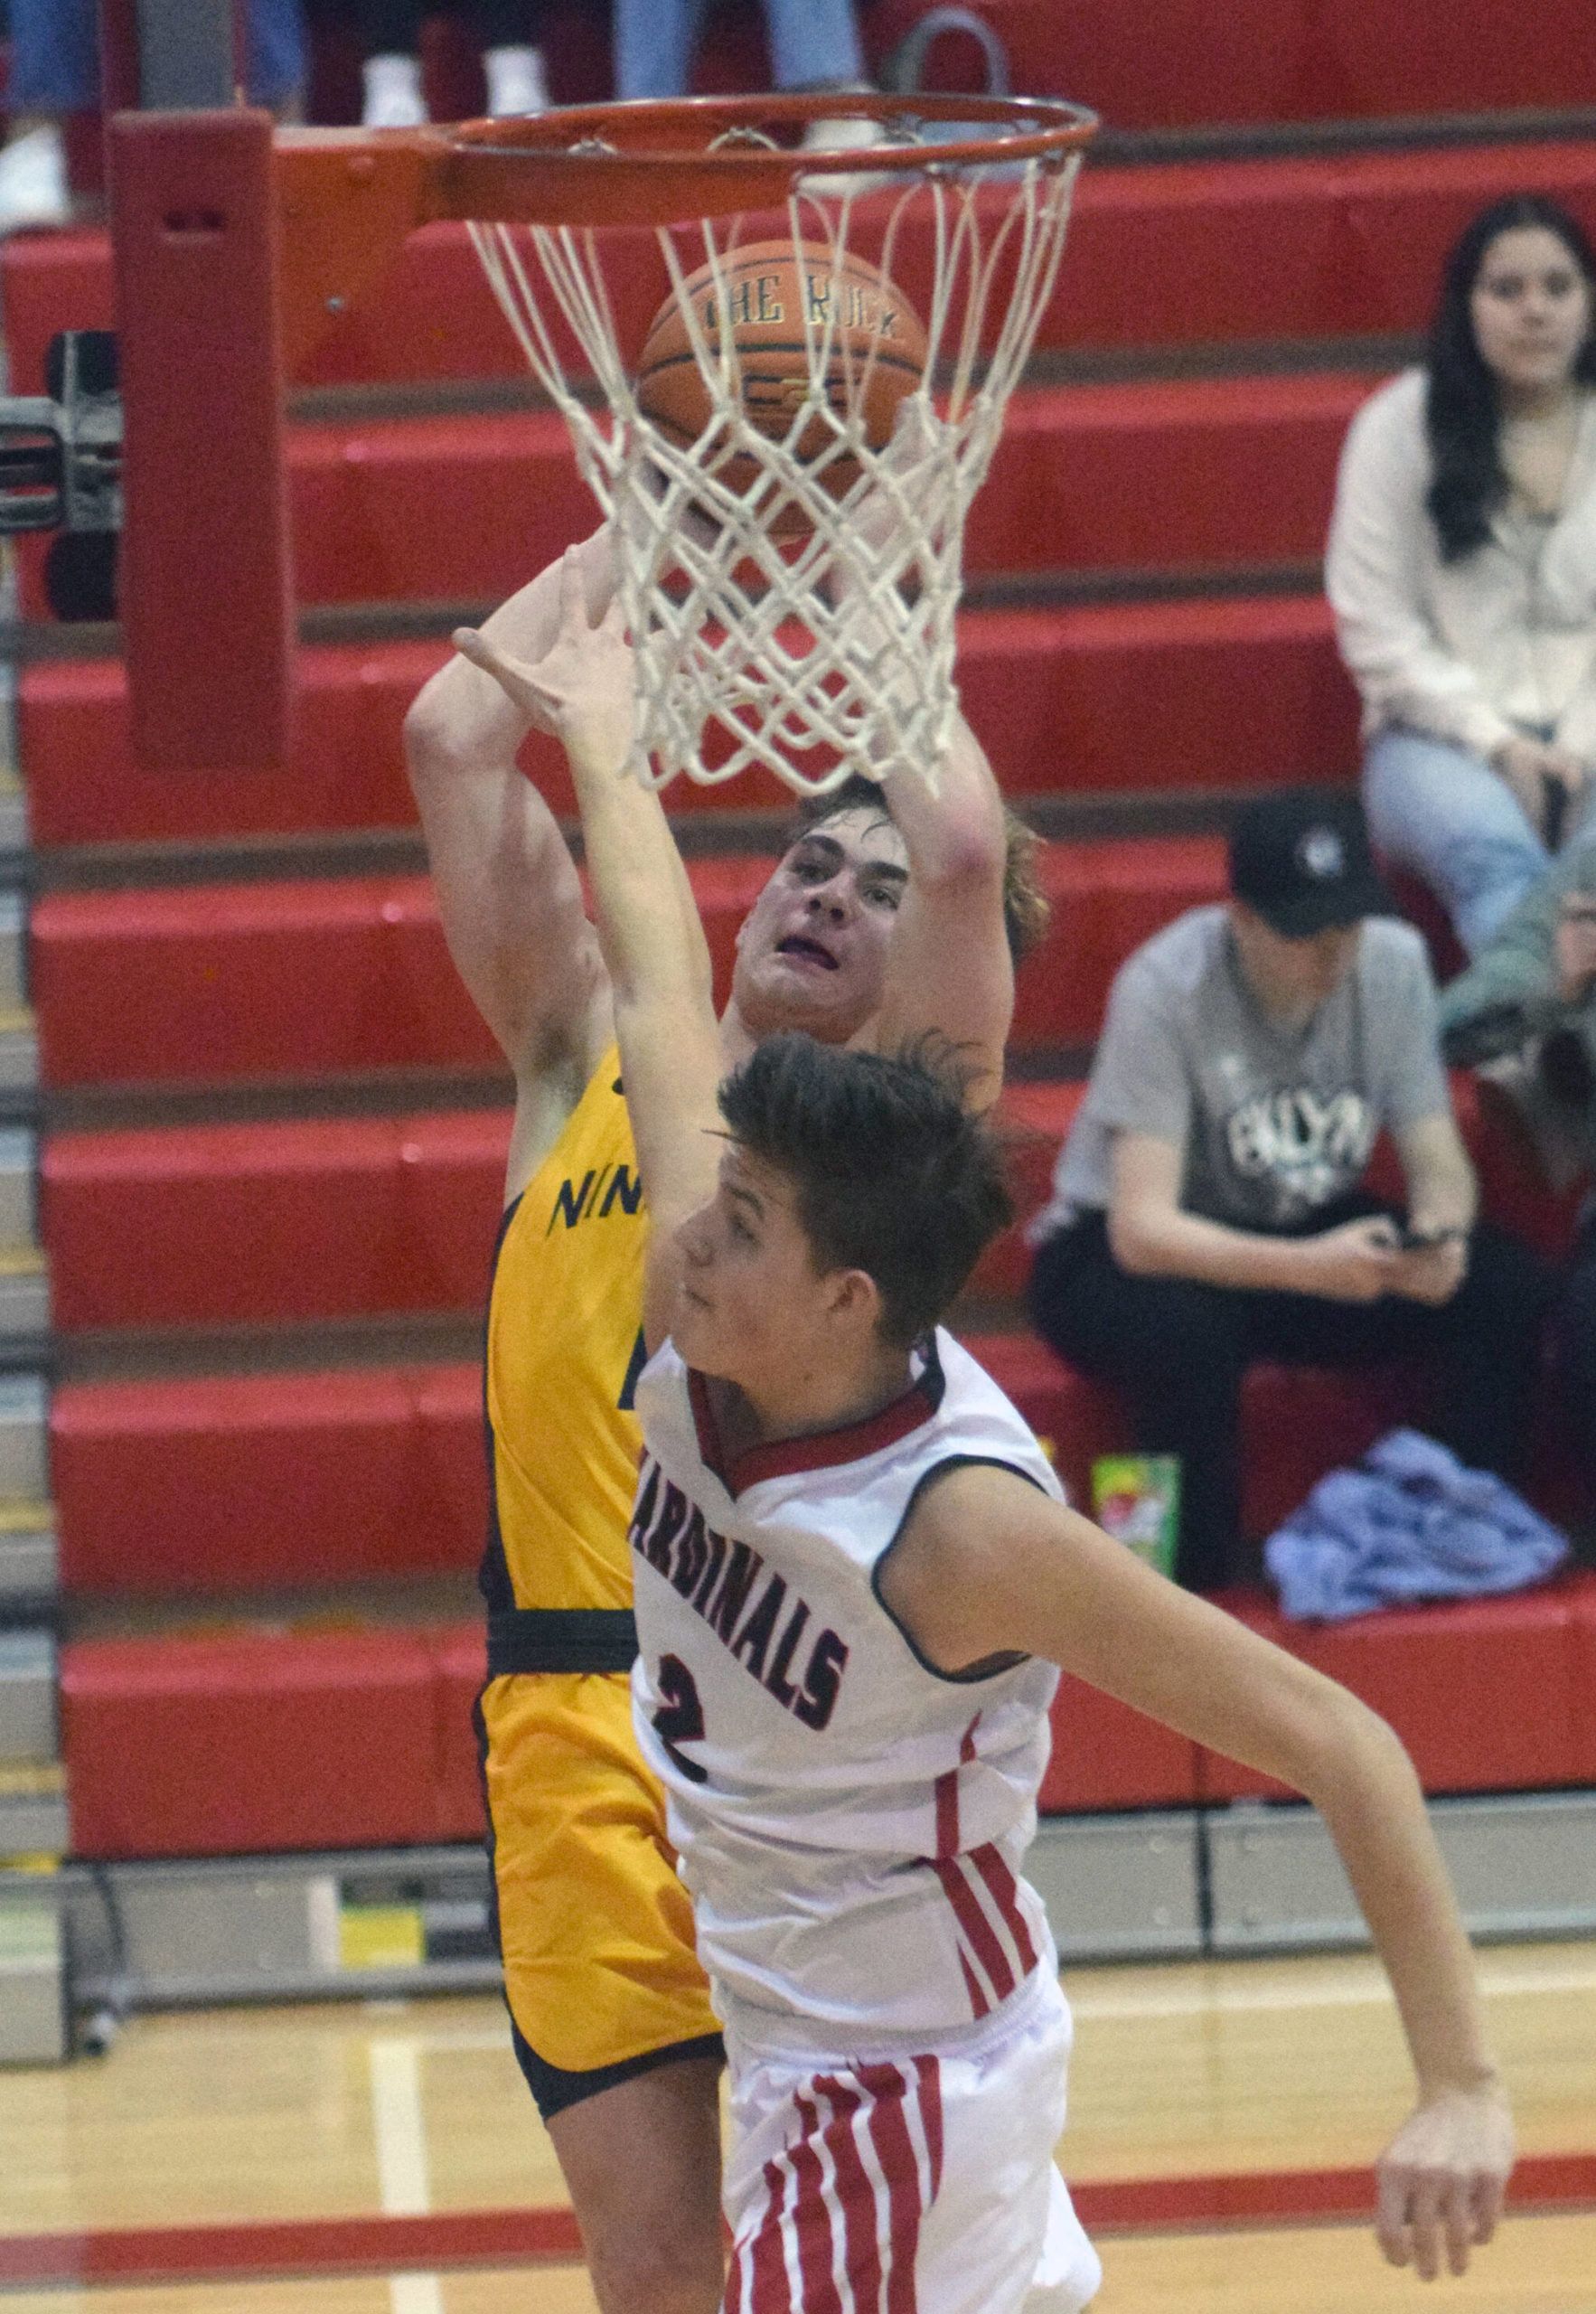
[{"left": 453, "top": 94, "right": 1097, "bottom": 795}]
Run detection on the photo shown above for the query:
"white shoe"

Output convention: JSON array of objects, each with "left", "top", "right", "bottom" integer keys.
[
  {"left": 800, "top": 108, "right": 894, "bottom": 198},
  {"left": 0, "top": 124, "right": 70, "bottom": 238},
  {"left": 361, "top": 52, "right": 428, "bottom": 130},
  {"left": 483, "top": 44, "right": 549, "bottom": 118},
  {"left": 801, "top": 113, "right": 881, "bottom": 153}
]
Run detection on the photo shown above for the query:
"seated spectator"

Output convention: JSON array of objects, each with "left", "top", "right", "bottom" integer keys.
[
  {"left": 1025, "top": 788, "right": 1554, "bottom": 1594},
  {"left": 1439, "top": 822, "right": 1596, "bottom": 1178},
  {"left": 1327, "top": 195, "right": 1596, "bottom": 958},
  {"left": 0, "top": 0, "right": 305, "bottom": 235},
  {"left": 357, "top": 1, "right": 548, "bottom": 127},
  {"left": 615, "top": 0, "right": 878, "bottom": 152},
  {"left": 1439, "top": 830, "right": 1596, "bottom": 1491}
]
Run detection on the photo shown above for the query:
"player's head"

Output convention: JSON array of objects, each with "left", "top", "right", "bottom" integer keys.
[
  {"left": 669, "top": 1033, "right": 1012, "bottom": 1385},
  {"left": 729, "top": 774, "right": 1049, "bottom": 1044}
]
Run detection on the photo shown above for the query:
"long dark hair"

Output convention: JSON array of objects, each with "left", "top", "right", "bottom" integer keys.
[{"left": 1424, "top": 194, "right": 1596, "bottom": 562}]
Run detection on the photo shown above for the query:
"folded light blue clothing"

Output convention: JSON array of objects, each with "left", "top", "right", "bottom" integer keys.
[{"left": 1263, "top": 1428, "right": 1568, "bottom": 1622}]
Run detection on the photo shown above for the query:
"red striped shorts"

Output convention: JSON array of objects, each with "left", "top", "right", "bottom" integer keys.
[{"left": 720, "top": 1975, "right": 1102, "bottom": 2314}]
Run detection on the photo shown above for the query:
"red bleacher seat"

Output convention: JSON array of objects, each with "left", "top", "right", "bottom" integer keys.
[
  {"left": 42, "top": 1112, "right": 512, "bottom": 1331},
  {"left": 61, "top": 1628, "right": 447, "bottom": 1856},
  {"left": 11, "top": 372, "right": 1374, "bottom": 623},
  {"left": 52, "top": 1366, "right": 485, "bottom": 1593},
  {"left": 428, "top": 1620, "right": 490, "bottom": 1840},
  {"left": 860, "top": 0, "right": 1596, "bottom": 126},
  {"left": 16, "top": 605, "right": 1347, "bottom": 848},
  {"left": 1039, "top": 1678, "right": 1199, "bottom": 1812},
  {"left": 1194, "top": 1580, "right": 1590, "bottom": 1802},
  {"left": 28, "top": 840, "right": 1231, "bottom": 1086},
  {"left": 1570, "top": 1576, "right": 1596, "bottom": 1786},
  {"left": 9, "top": 146, "right": 1596, "bottom": 398}
]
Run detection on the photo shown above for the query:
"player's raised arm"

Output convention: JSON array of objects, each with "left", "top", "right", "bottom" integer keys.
[
  {"left": 453, "top": 553, "right": 724, "bottom": 1348},
  {"left": 837, "top": 407, "right": 1016, "bottom": 1105},
  {"left": 872, "top": 710, "right": 1014, "bottom": 1106},
  {"left": 878, "top": 1471, "right": 1515, "bottom": 2283},
  {"left": 403, "top": 524, "right": 617, "bottom": 1101}
]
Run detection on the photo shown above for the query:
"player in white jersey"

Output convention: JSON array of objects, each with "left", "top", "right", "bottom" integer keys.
[
  {"left": 630, "top": 1320, "right": 1099, "bottom": 2311},
  {"left": 456, "top": 560, "right": 1516, "bottom": 2311}
]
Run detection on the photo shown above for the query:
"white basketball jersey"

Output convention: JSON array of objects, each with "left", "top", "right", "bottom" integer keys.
[{"left": 631, "top": 1328, "right": 1063, "bottom": 2058}]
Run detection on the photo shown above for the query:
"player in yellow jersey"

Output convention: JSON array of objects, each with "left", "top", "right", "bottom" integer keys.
[{"left": 404, "top": 524, "right": 1040, "bottom": 2314}]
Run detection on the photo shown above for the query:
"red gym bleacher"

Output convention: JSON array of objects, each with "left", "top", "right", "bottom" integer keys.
[{"left": 7, "top": 0, "right": 1596, "bottom": 1863}]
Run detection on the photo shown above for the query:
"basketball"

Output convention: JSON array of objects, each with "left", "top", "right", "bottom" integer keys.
[{"left": 634, "top": 240, "right": 929, "bottom": 520}]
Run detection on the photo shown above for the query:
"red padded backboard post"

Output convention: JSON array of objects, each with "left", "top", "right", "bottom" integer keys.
[{"left": 108, "top": 108, "right": 295, "bottom": 772}]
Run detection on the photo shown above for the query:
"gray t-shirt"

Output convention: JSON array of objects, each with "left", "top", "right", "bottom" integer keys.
[{"left": 1031, "top": 907, "right": 1451, "bottom": 1239}]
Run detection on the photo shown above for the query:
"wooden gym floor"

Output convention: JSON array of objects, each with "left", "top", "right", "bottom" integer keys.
[{"left": 3, "top": 1938, "right": 1593, "bottom": 2309}]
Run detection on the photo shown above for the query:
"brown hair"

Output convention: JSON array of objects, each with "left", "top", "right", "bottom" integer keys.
[{"left": 718, "top": 1031, "right": 1012, "bottom": 1347}]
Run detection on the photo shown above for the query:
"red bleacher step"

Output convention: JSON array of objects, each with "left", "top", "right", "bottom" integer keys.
[
  {"left": 36, "top": 1086, "right": 1064, "bottom": 1332},
  {"left": 864, "top": 0, "right": 1596, "bottom": 130},
  {"left": 60, "top": 1622, "right": 486, "bottom": 1858},
  {"left": 29, "top": 838, "right": 1230, "bottom": 1086},
  {"left": 50, "top": 1326, "right": 1523, "bottom": 1598},
  {"left": 52, "top": 1364, "right": 486, "bottom": 1594},
  {"left": 18, "top": 599, "right": 1349, "bottom": 848},
  {"left": 42, "top": 1110, "right": 514, "bottom": 1330},
  {"left": 42, "top": 1067, "right": 1582, "bottom": 1340},
  {"left": 11, "top": 373, "right": 1375, "bottom": 620},
  {"left": 1193, "top": 1577, "right": 1596, "bottom": 1801},
  {"left": 9, "top": 143, "right": 1596, "bottom": 393},
  {"left": 59, "top": 1572, "right": 1596, "bottom": 1858}
]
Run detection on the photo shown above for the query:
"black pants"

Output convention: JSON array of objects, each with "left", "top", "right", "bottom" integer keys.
[
  {"left": 1026, "top": 1201, "right": 1555, "bottom": 1594},
  {"left": 1551, "top": 1214, "right": 1596, "bottom": 1494},
  {"left": 360, "top": 1, "right": 543, "bottom": 53}
]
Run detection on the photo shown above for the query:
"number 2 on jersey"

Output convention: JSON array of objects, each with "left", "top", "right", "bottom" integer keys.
[{"left": 652, "top": 1654, "right": 709, "bottom": 1783}]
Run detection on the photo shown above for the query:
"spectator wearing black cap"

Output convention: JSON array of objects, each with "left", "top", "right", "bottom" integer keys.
[{"left": 1025, "top": 788, "right": 1554, "bottom": 1593}]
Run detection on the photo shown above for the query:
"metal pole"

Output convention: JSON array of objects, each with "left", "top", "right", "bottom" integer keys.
[{"left": 133, "top": 0, "right": 238, "bottom": 110}]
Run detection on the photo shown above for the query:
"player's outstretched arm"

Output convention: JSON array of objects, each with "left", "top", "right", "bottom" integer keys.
[
  {"left": 878, "top": 1468, "right": 1515, "bottom": 2282},
  {"left": 872, "top": 712, "right": 1013, "bottom": 1108},
  {"left": 840, "top": 400, "right": 1014, "bottom": 1104},
  {"left": 453, "top": 552, "right": 724, "bottom": 1348},
  {"left": 403, "top": 525, "right": 616, "bottom": 1103}
]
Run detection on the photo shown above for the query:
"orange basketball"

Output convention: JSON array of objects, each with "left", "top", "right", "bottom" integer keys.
[{"left": 634, "top": 240, "right": 928, "bottom": 522}]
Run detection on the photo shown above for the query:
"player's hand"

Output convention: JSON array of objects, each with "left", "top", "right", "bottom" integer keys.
[
  {"left": 1374, "top": 2076, "right": 1515, "bottom": 2278},
  {"left": 1293, "top": 1216, "right": 1403, "bottom": 1303},
  {"left": 454, "top": 550, "right": 636, "bottom": 777}
]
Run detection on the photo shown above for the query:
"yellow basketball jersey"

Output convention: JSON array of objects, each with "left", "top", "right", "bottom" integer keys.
[{"left": 482, "top": 1049, "right": 647, "bottom": 1613}]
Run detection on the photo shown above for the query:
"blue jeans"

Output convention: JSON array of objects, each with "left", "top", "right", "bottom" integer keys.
[
  {"left": 615, "top": 0, "right": 864, "bottom": 100},
  {"left": 1360, "top": 724, "right": 1596, "bottom": 959},
  {"left": 9, "top": 0, "right": 306, "bottom": 109}
]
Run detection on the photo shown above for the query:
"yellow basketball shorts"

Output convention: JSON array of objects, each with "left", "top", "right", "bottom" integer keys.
[{"left": 476, "top": 1668, "right": 720, "bottom": 2097}]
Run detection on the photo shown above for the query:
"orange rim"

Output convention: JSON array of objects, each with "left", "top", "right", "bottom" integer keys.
[{"left": 428, "top": 92, "right": 1097, "bottom": 227}]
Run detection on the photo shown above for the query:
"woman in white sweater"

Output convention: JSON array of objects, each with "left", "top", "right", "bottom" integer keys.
[{"left": 1327, "top": 194, "right": 1596, "bottom": 955}]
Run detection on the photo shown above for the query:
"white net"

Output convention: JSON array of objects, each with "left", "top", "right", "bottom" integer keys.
[{"left": 469, "top": 147, "right": 1082, "bottom": 795}]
